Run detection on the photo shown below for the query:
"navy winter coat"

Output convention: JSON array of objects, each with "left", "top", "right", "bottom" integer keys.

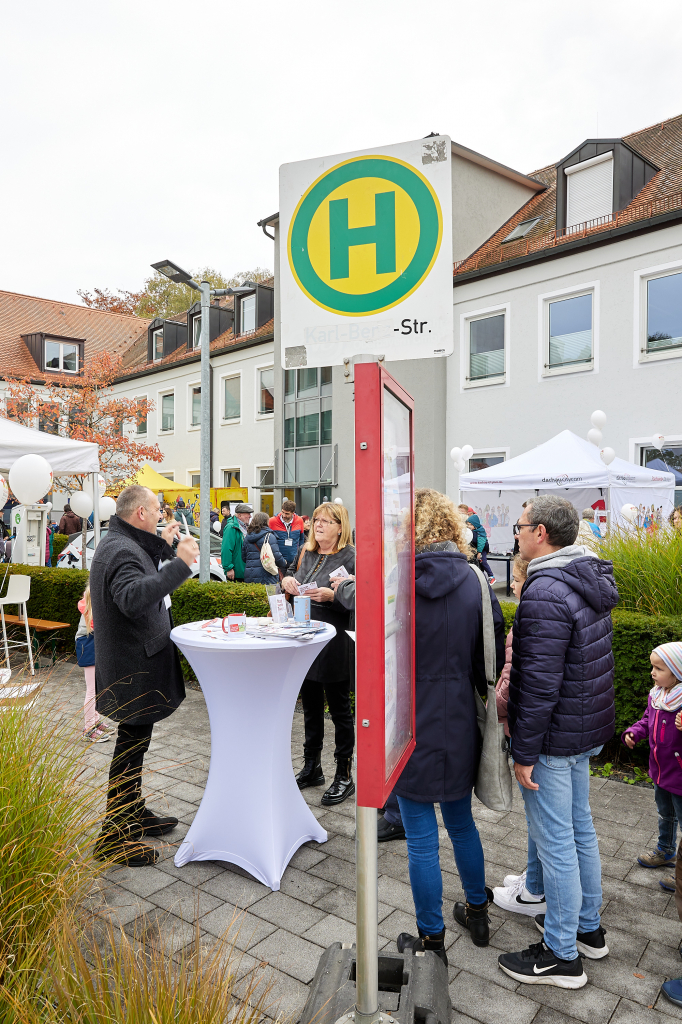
[
  {"left": 394, "top": 548, "right": 506, "bottom": 804},
  {"left": 241, "top": 528, "right": 287, "bottom": 585},
  {"left": 507, "top": 552, "right": 618, "bottom": 765}
]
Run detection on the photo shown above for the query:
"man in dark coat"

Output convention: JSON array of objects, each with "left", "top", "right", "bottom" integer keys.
[
  {"left": 58, "top": 504, "right": 82, "bottom": 535},
  {"left": 498, "top": 495, "right": 618, "bottom": 990},
  {"left": 90, "top": 484, "right": 199, "bottom": 866}
]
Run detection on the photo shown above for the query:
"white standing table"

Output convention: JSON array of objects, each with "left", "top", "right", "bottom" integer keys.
[{"left": 170, "top": 622, "right": 335, "bottom": 890}]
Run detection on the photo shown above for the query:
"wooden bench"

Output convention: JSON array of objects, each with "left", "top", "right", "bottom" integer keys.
[{"left": 1, "top": 615, "right": 71, "bottom": 664}]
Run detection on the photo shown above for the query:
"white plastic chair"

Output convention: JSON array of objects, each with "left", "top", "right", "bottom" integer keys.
[{"left": 0, "top": 575, "right": 34, "bottom": 676}]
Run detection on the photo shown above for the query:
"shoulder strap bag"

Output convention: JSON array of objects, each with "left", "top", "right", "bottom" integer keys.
[
  {"left": 470, "top": 563, "right": 513, "bottom": 813},
  {"left": 260, "top": 534, "right": 279, "bottom": 576}
]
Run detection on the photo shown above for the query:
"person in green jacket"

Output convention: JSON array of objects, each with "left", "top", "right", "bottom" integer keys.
[{"left": 221, "top": 503, "right": 253, "bottom": 581}]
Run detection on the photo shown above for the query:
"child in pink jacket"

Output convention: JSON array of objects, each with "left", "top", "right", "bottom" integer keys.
[
  {"left": 495, "top": 556, "right": 528, "bottom": 738},
  {"left": 623, "top": 641, "right": 682, "bottom": 891}
]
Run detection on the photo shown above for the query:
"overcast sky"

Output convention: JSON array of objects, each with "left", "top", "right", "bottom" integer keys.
[{"left": 2, "top": 0, "right": 682, "bottom": 305}]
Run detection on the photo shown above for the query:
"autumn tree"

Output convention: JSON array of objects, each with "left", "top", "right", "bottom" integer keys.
[
  {"left": 4, "top": 351, "right": 163, "bottom": 486},
  {"left": 78, "top": 267, "right": 273, "bottom": 320}
]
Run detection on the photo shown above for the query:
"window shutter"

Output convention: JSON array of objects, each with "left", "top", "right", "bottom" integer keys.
[{"left": 566, "top": 154, "right": 613, "bottom": 228}]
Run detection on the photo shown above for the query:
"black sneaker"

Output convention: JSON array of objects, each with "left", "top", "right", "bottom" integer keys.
[
  {"left": 535, "top": 913, "right": 609, "bottom": 960},
  {"left": 498, "top": 941, "right": 587, "bottom": 988},
  {"left": 378, "top": 815, "right": 406, "bottom": 842}
]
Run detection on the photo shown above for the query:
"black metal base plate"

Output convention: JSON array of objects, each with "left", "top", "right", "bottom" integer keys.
[{"left": 300, "top": 944, "right": 451, "bottom": 1024}]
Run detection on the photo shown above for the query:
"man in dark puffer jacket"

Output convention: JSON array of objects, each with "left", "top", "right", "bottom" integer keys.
[{"left": 498, "top": 496, "right": 618, "bottom": 991}]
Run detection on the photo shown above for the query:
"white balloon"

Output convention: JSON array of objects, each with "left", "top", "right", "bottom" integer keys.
[
  {"left": 9, "top": 454, "right": 53, "bottom": 505},
  {"left": 450, "top": 446, "right": 462, "bottom": 463},
  {"left": 590, "top": 410, "right": 607, "bottom": 430},
  {"left": 587, "top": 428, "right": 603, "bottom": 447},
  {"left": 70, "top": 490, "right": 93, "bottom": 519},
  {"left": 98, "top": 496, "right": 117, "bottom": 521},
  {"left": 651, "top": 433, "right": 665, "bottom": 449},
  {"left": 461, "top": 444, "right": 474, "bottom": 461},
  {"left": 0, "top": 474, "right": 7, "bottom": 508},
  {"left": 84, "top": 474, "right": 106, "bottom": 498},
  {"left": 212, "top": 519, "right": 221, "bottom": 533},
  {"left": 600, "top": 447, "right": 616, "bottom": 466},
  {"left": 621, "top": 503, "right": 638, "bottom": 523},
  {"left": 334, "top": 497, "right": 344, "bottom": 505},
  {"left": 464, "top": 527, "right": 473, "bottom": 545},
  {"left": 458, "top": 460, "right": 467, "bottom": 473}
]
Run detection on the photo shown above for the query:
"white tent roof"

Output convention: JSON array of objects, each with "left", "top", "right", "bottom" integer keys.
[
  {"left": 460, "top": 430, "right": 675, "bottom": 491},
  {"left": 0, "top": 416, "right": 99, "bottom": 474}
]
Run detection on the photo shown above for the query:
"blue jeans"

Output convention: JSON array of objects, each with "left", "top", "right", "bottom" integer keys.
[
  {"left": 524, "top": 820, "right": 544, "bottom": 897},
  {"left": 397, "top": 793, "right": 487, "bottom": 935},
  {"left": 654, "top": 784, "right": 682, "bottom": 856},
  {"left": 521, "top": 746, "right": 603, "bottom": 961}
]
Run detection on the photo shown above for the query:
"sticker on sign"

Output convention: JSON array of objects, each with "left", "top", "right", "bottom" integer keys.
[{"left": 280, "top": 136, "right": 453, "bottom": 368}]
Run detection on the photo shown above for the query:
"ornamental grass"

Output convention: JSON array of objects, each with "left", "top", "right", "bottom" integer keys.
[
  {"left": 0, "top": 686, "right": 102, "bottom": 1013},
  {"left": 599, "top": 525, "right": 682, "bottom": 618}
]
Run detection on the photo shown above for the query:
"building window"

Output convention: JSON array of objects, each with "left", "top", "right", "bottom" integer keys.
[
  {"left": 503, "top": 217, "right": 540, "bottom": 242},
  {"left": 259, "top": 467, "right": 274, "bottom": 517},
  {"left": 469, "top": 453, "right": 505, "bottom": 472},
  {"left": 547, "top": 293, "right": 593, "bottom": 370},
  {"left": 160, "top": 393, "right": 174, "bottom": 432},
  {"left": 565, "top": 152, "right": 613, "bottom": 228},
  {"left": 641, "top": 444, "right": 682, "bottom": 509},
  {"left": 283, "top": 367, "right": 333, "bottom": 489},
  {"left": 159, "top": 472, "right": 174, "bottom": 481},
  {"left": 153, "top": 328, "right": 163, "bottom": 362},
  {"left": 646, "top": 272, "right": 682, "bottom": 355},
  {"left": 223, "top": 375, "right": 240, "bottom": 420},
  {"left": 241, "top": 294, "right": 256, "bottom": 334},
  {"left": 259, "top": 367, "right": 274, "bottom": 415},
  {"left": 192, "top": 315, "right": 202, "bottom": 349},
  {"left": 223, "top": 469, "right": 241, "bottom": 488},
  {"left": 468, "top": 314, "right": 505, "bottom": 382},
  {"left": 39, "top": 402, "right": 60, "bottom": 435},
  {"left": 136, "top": 397, "right": 147, "bottom": 435},
  {"left": 189, "top": 387, "right": 200, "bottom": 428},
  {"left": 45, "top": 340, "right": 78, "bottom": 373},
  {"left": 190, "top": 472, "right": 200, "bottom": 488}
]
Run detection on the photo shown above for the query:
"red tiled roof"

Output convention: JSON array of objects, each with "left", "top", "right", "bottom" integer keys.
[
  {"left": 454, "top": 114, "right": 682, "bottom": 278},
  {"left": 118, "top": 318, "right": 275, "bottom": 378},
  {"left": 0, "top": 289, "right": 152, "bottom": 380}
]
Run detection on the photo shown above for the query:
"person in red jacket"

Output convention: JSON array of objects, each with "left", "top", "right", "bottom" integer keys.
[{"left": 268, "top": 499, "right": 305, "bottom": 569}]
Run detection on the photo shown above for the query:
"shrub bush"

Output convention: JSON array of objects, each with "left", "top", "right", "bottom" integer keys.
[
  {"left": 51, "top": 533, "right": 70, "bottom": 560},
  {"left": 171, "top": 579, "right": 270, "bottom": 625},
  {"left": 0, "top": 565, "right": 89, "bottom": 648},
  {"left": 611, "top": 608, "right": 682, "bottom": 737}
]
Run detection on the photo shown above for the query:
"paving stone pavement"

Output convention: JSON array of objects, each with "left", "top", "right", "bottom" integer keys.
[{"left": 38, "top": 661, "right": 682, "bottom": 1024}]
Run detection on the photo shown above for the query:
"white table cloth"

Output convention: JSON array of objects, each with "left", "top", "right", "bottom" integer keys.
[{"left": 170, "top": 622, "right": 335, "bottom": 890}]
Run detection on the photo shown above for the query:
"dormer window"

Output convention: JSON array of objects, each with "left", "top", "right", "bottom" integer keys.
[
  {"left": 192, "top": 314, "right": 202, "bottom": 349},
  {"left": 45, "top": 339, "right": 78, "bottom": 373},
  {"left": 503, "top": 217, "right": 540, "bottom": 242},
  {"left": 153, "top": 328, "right": 163, "bottom": 362},
  {"left": 565, "top": 152, "right": 613, "bottom": 228},
  {"left": 241, "top": 294, "right": 256, "bottom": 334}
]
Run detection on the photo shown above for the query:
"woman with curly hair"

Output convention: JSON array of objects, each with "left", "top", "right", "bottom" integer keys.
[{"left": 395, "top": 488, "right": 506, "bottom": 965}]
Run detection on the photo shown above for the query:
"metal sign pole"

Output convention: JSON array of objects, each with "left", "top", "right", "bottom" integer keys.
[{"left": 355, "top": 805, "right": 379, "bottom": 1023}]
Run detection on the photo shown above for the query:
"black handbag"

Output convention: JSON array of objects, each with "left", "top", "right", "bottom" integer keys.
[{"left": 75, "top": 633, "right": 95, "bottom": 667}]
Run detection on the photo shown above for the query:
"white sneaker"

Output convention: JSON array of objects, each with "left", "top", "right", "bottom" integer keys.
[
  {"left": 503, "top": 870, "right": 527, "bottom": 887},
  {"left": 493, "top": 875, "right": 547, "bottom": 917}
]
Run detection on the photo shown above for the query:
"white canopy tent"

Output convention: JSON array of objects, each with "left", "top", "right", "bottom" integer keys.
[
  {"left": 460, "top": 430, "right": 675, "bottom": 554},
  {"left": 0, "top": 416, "right": 99, "bottom": 474}
]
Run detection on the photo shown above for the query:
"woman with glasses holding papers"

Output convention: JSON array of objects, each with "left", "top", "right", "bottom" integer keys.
[{"left": 282, "top": 503, "right": 356, "bottom": 806}]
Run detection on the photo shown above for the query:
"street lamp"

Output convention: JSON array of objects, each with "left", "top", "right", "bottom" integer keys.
[{"left": 152, "top": 260, "right": 257, "bottom": 582}]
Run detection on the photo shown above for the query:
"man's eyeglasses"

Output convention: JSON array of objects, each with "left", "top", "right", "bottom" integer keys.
[{"left": 512, "top": 522, "right": 538, "bottom": 536}]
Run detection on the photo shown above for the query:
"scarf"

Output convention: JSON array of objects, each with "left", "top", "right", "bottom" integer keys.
[{"left": 650, "top": 681, "right": 682, "bottom": 712}]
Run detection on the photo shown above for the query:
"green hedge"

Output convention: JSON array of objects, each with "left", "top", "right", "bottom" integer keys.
[
  {"left": 51, "top": 533, "right": 70, "bottom": 560},
  {"left": 171, "top": 579, "right": 270, "bottom": 625},
  {"left": 0, "top": 565, "right": 89, "bottom": 649}
]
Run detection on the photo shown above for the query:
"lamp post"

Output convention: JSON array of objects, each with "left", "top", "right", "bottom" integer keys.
[{"left": 152, "top": 260, "right": 255, "bottom": 582}]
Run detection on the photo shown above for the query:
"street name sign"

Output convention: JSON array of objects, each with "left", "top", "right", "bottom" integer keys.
[{"left": 280, "top": 136, "right": 453, "bottom": 368}]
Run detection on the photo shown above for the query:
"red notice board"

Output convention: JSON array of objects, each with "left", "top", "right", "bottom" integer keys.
[{"left": 355, "top": 363, "right": 416, "bottom": 808}]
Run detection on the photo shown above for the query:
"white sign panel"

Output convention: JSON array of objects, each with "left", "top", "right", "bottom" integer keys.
[{"left": 279, "top": 136, "right": 453, "bottom": 368}]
